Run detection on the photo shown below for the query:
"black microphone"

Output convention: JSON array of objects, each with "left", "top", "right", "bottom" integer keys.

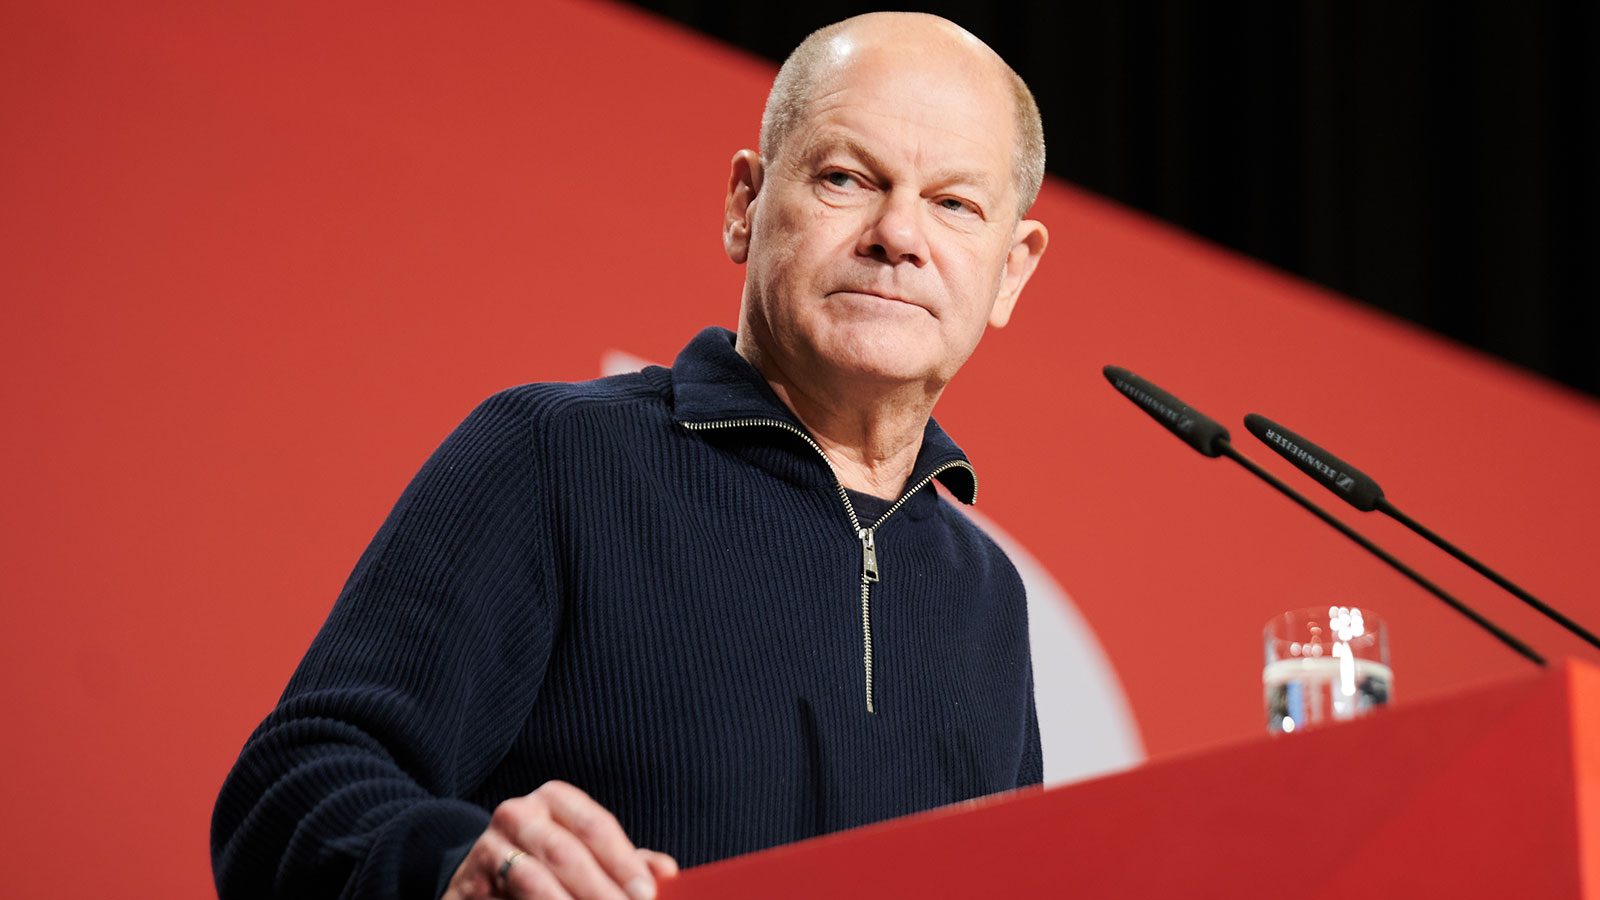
[
  {"left": 1244, "top": 412, "right": 1600, "bottom": 653},
  {"left": 1242, "top": 414, "right": 1383, "bottom": 511},
  {"left": 1103, "top": 365, "right": 1544, "bottom": 666},
  {"left": 1103, "top": 366, "right": 1229, "bottom": 457}
]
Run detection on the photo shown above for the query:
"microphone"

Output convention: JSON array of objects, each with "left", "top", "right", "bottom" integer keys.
[
  {"left": 1103, "top": 365, "right": 1543, "bottom": 666},
  {"left": 1103, "top": 366, "right": 1230, "bottom": 457},
  {"left": 1244, "top": 413, "right": 1600, "bottom": 653},
  {"left": 1241, "top": 414, "right": 1383, "bottom": 511}
]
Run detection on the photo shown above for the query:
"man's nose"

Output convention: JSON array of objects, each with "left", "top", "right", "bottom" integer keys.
[{"left": 857, "top": 193, "right": 929, "bottom": 267}]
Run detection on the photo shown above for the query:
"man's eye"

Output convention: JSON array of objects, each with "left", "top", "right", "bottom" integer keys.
[
  {"left": 939, "top": 197, "right": 976, "bottom": 214},
  {"left": 823, "top": 171, "right": 858, "bottom": 188}
]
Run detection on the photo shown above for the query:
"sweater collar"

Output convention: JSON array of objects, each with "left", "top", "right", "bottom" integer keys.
[{"left": 669, "top": 327, "right": 978, "bottom": 505}]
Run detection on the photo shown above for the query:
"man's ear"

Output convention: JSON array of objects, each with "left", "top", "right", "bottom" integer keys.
[
  {"left": 988, "top": 218, "right": 1048, "bottom": 328},
  {"left": 723, "top": 150, "right": 764, "bottom": 264}
]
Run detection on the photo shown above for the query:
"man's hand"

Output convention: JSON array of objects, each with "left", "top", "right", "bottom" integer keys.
[{"left": 442, "top": 781, "right": 679, "bottom": 900}]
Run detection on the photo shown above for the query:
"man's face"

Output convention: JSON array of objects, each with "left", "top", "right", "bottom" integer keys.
[{"left": 727, "top": 40, "right": 1047, "bottom": 392}]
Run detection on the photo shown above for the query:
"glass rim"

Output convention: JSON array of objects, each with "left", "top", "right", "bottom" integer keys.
[
  {"left": 1264, "top": 605, "right": 1389, "bottom": 661},
  {"left": 1264, "top": 605, "right": 1387, "bottom": 631}
]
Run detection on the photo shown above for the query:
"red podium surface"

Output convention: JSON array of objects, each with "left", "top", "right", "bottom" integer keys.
[{"left": 669, "top": 660, "right": 1600, "bottom": 899}]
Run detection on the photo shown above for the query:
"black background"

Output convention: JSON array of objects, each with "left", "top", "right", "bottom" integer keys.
[{"left": 627, "top": 1, "right": 1598, "bottom": 398}]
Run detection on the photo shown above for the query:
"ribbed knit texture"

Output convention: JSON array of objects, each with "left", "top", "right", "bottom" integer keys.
[{"left": 211, "top": 327, "right": 1041, "bottom": 900}]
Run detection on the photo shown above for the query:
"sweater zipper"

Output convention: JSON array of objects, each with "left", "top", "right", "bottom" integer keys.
[{"left": 682, "top": 417, "right": 977, "bottom": 714}]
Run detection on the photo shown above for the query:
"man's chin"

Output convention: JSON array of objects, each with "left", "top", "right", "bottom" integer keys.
[{"left": 808, "top": 332, "right": 940, "bottom": 385}]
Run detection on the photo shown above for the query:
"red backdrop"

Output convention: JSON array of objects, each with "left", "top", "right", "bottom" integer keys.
[{"left": 4, "top": 2, "right": 1599, "bottom": 897}]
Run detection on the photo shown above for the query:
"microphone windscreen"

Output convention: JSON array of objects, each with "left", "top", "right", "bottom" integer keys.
[
  {"left": 1243, "top": 413, "right": 1385, "bottom": 511},
  {"left": 1103, "top": 366, "right": 1230, "bottom": 457}
]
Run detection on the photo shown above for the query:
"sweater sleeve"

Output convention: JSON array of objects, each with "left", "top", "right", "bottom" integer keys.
[
  {"left": 1017, "top": 678, "right": 1044, "bottom": 788},
  {"left": 211, "top": 389, "right": 559, "bottom": 900}
]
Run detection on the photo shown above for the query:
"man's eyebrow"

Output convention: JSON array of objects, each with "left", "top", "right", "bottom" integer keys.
[
  {"left": 801, "top": 135, "right": 889, "bottom": 173},
  {"left": 803, "top": 135, "right": 999, "bottom": 193}
]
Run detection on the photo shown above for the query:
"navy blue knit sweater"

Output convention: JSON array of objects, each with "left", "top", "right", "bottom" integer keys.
[{"left": 211, "top": 327, "right": 1041, "bottom": 900}]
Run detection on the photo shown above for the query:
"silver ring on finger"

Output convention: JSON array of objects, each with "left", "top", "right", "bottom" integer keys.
[{"left": 498, "top": 848, "right": 526, "bottom": 884}]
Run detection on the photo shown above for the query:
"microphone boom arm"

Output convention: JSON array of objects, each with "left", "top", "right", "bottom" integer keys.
[{"left": 1216, "top": 441, "right": 1545, "bottom": 666}]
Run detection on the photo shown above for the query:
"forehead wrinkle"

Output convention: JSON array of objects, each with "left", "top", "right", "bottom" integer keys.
[
  {"left": 796, "top": 118, "right": 1006, "bottom": 196},
  {"left": 789, "top": 65, "right": 1015, "bottom": 198},
  {"left": 800, "top": 128, "right": 998, "bottom": 192}
]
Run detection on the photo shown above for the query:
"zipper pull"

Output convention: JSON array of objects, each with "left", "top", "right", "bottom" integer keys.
[{"left": 859, "top": 527, "right": 879, "bottom": 582}]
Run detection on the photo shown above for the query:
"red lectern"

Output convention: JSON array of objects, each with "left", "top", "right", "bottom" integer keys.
[{"left": 667, "top": 661, "right": 1600, "bottom": 899}]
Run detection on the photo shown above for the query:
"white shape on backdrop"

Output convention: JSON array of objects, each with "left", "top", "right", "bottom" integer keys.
[
  {"left": 601, "top": 350, "right": 656, "bottom": 377},
  {"left": 602, "top": 349, "right": 1146, "bottom": 786}
]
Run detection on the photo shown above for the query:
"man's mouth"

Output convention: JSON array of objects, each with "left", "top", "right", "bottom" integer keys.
[{"left": 832, "top": 288, "right": 918, "bottom": 308}]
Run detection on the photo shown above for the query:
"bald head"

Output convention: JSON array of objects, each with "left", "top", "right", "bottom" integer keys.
[{"left": 760, "top": 13, "right": 1045, "bottom": 217}]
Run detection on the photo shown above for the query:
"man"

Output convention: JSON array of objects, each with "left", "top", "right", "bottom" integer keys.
[{"left": 212, "top": 12, "right": 1048, "bottom": 900}]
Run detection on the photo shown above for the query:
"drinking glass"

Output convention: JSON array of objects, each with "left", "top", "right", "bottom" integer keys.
[{"left": 1264, "top": 606, "right": 1391, "bottom": 733}]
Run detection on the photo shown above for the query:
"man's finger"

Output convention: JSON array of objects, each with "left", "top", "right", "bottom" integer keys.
[
  {"left": 445, "top": 829, "right": 522, "bottom": 900},
  {"left": 513, "top": 813, "right": 632, "bottom": 900},
  {"left": 478, "top": 830, "right": 532, "bottom": 899},
  {"left": 479, "top": 825, "right": 594, "bottom": 900},
  {"left": 502, "top": 848, "right": 577, "bottom": 900},
  {"left": 536, "top": 782, "right": 657, "bottom": 900},
  {"left": 637, "top": 849, "right": 679, "bottom": 881}
]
